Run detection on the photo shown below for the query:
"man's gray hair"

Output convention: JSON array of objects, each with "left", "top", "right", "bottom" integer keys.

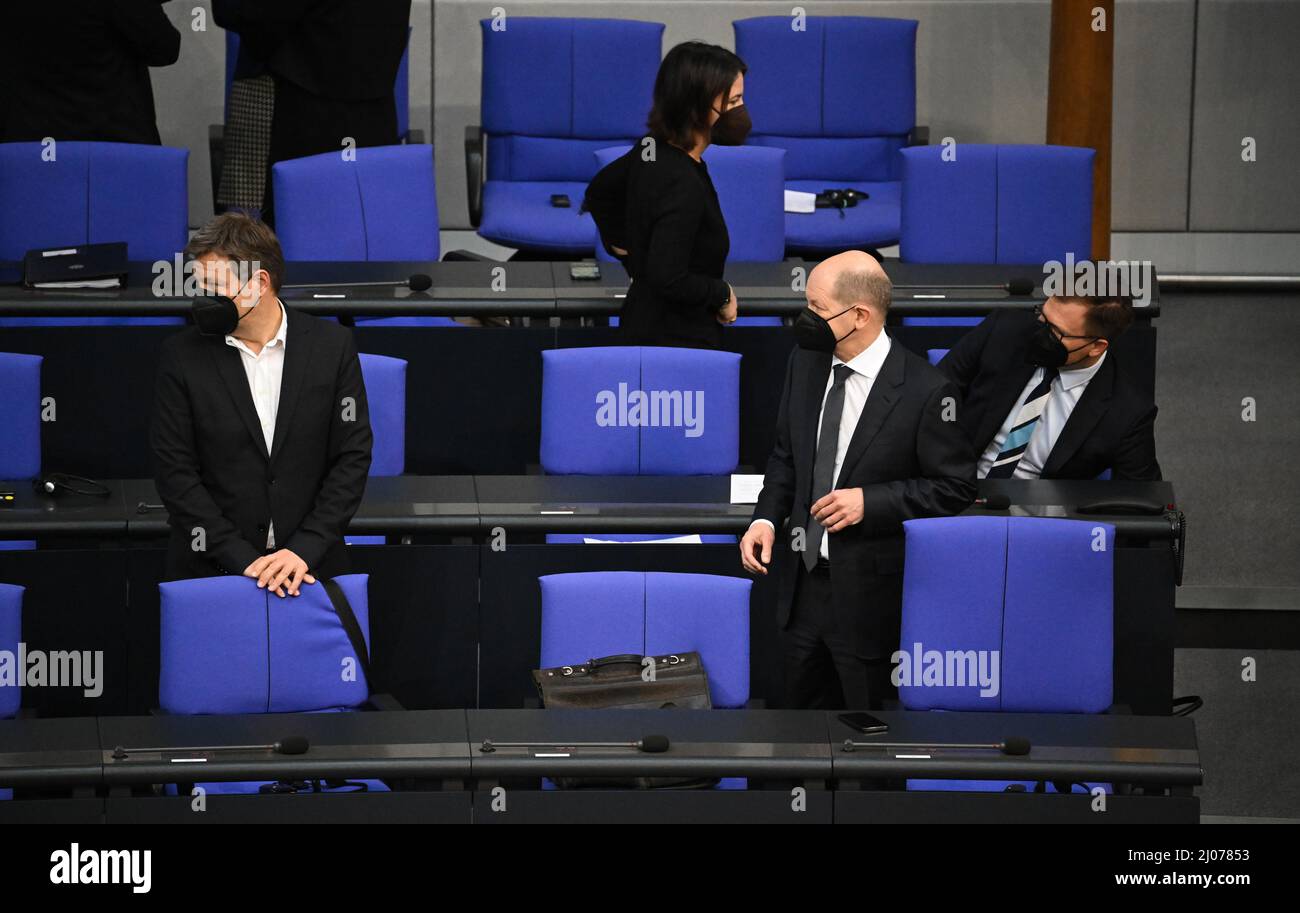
[{"left": 831, "top": 268, "right": 892, "bottom": 316}]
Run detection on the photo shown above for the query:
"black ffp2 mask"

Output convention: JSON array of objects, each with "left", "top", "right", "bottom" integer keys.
[
  {"left": 1025, "top": 321, "right": 1095, "bottom": 368},
  {"left": 191, "top": 278, "right": 255, "bottom": 336},
  {"left": 794, "top": 305, "right": 856, "bottom": 353}
]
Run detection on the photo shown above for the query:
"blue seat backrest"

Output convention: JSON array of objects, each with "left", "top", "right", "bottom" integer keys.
[
  {"left": 0, "top": 583, "right": 22, "bottom": 718},
  {"left": 734, "top": 16, "right": 917, "bottom": 182},
  {"left": 900, "top": 144, "right": 1093, "bottom": 264},
  {"left": 159, "top": 575, "right": 371, "bottom": 715},
  {"left": 359, "top": 354, "right": 407, "bottom": 477},
  {"left": 899, "top": 516, "right": 1113, "bottom": 712},
  {"left": 0, "top": 142, "right": 188, "bottom": 262},
  {"left": 540, "top": 346, "right": 740, "bottom": 475},
  {"left": 539, "top": 571, "right": 751, "bottom": 707},
  {"left": 0, "top": 353, "right": 41, "bottom": 479},
  {"left": 273, "top": 145, "right": 439, "bottom": 261},
  {"left": 480, "top": 17, "right": 663, "bottom": 182}
]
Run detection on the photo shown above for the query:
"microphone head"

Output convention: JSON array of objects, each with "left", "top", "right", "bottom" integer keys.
[
  {"left": 639, "top": 734, "right": 670, "bottom": 753},
  {"left": 276, "top": 735, "right": 310, "bottom": 756},
  {"left": 982, "top": 493, "right": 1012, "bottom": 511},
  {"left": 408, "top": 273, "right": 433, "bottom": 292},
  {"left": 1002, "top": 736, "right": 1031, "bottom": 756},
  {"left": 1006, "top": 279, "right": 1036, "bottom": 296}
]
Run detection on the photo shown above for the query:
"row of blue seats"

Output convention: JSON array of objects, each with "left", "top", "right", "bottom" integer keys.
[{"left": 0, "top": 514, "right": 1115, "bottom": 797}]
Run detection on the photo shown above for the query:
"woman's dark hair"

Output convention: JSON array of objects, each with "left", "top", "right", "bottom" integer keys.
[{"left": 646, "top": 41, "right": 747, "bottom": 149}]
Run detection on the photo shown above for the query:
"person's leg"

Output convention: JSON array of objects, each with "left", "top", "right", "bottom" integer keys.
[{"left": 782, "top": 564, "right": 844, "bottom": 709}]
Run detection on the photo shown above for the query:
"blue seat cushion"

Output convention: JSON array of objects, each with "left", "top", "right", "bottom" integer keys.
[
  {"left": 479, "top": 181, "right": 597, "bottom": 252},
  {"left": 782, "top": 179, "right": 901, "bottom": 250}
]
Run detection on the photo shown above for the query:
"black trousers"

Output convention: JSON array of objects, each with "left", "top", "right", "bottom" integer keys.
[{"left": 782, "top": 560, "right": 897, "bottom": 711}]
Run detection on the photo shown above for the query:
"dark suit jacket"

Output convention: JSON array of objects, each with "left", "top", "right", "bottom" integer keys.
[
  {"left": 753, "top": 339, "right": 977, "bottom": 654},
  {"left": 0, "top": 1, "right": 180, "bottom": 144},
  {"left": 214, "top": 0, "right": 411, "bottom": 101},
  {"left": 583, "top": 138, "right": 732, "bottom": 349},
  {"left": 150, "top": 306, "right": 373, "bottom": 582},
  {"left": 938, "top": 310, "right": 1161, "bottom": 481}
]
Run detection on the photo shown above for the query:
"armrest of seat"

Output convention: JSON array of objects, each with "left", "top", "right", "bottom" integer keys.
[
  {"left": 363, "top": 693, "right": 405, "bottom": 711},
  {"left": 465, "top": 124, "right": 485, "bottom": 228},
  {"left": 208, "top": 124, "right": 225, "bottom": 213},
  {"left": 907, "top": 125, "right": 930, "bottom": 147}
]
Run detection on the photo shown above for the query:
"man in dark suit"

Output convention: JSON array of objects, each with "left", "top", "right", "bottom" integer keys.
[
  {"left": 938, "top": 295, "right": 1160, "bottom": 481},
  {"left": 213, "top": 0, "right": 412, "bottom": 224},
  {"left": 740, "top": 251, "right": 976, "bottom": 710},
  {"left": 150, "top": 213, "right": 372, "bottom": 594},
  {"left": 1, "top": 1, "right": 180, "bottom": 144}
]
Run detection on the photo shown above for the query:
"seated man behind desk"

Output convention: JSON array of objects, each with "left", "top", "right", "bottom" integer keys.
[
  {"left": 939, "top": 295, "right": 1160, "bottom": 481},
  {"left": 739, "top": 251, "right": 976, "bottom": 710},
  {"left": 150, "top": 213, "right": 372, "bottom": 595}
]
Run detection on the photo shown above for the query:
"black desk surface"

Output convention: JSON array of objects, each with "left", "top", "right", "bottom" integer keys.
[
  {"left": 97, "top": 710, "right": 470, "bottom": 785},
  {"left": 0, "top": 480, "right": 130, "bottom": 536},
  {"left": 1, "top": 476, "right": 1178, "bottom": 540},
  {"left": 123, "top": 476, "right": 479, "bottom": 538},
  {"left": 467, "top": 709, "right": 832, "bottom": 779},
  {"left": 828, "top": 710, "right": 1201, "bottom": 784},
  {"left": 0, "top": 260, "right": 1160, "bottom": 318},
  {"left": 0, "top": 709, "right": 1199, "bottom": 789},
  {"left": 0, "top": 716, "right": 102, "bottom": 788}
]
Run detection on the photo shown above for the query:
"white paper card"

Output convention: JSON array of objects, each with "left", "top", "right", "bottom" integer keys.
[
  {"left": 784, "top": 189, "right": 817, "bottom": 213},
  {"left": 730, "top": 473, "right": 766, "bottom": 504}
]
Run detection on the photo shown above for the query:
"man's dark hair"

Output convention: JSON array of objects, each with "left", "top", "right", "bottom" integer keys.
[
  {"left": 1064, "top": 295, "right": 1135, "bottom": 340},
  {"left": 646, "top": 41, "right": 747, "bottom": 149},
  {"left": 184, "top": 212, "right": 285, "bottom": 292}
]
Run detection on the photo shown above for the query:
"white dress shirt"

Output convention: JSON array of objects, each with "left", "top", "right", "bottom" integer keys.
[
  {"left": 224, "top": 300, "right": 288, "bottom": 548},
  {"left": 754, "top": 328, "right": 893, "bottom": 561},
  {"left": 977, "top": 351, "right": 1107, "bottom": 479}
]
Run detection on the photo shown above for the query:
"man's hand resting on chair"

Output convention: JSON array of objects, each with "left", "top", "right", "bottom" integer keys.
[{"left": 244, "top": 549, "right": 316, "bottom": 598}]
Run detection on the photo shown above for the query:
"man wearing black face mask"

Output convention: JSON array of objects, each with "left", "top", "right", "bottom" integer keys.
[
  {"left": 740, "top": 251, "right": 976, "bottom": 710},
  {"left": 150, "top": 213, "right": 372, "bottom": 594},
  {"left": 938, "top": 295, "right": 1160, "bottom": 481}
]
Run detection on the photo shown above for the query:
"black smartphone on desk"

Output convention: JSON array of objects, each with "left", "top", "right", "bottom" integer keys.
[{"left": 839, "top": 712, "right": 889, "bottom": 734}]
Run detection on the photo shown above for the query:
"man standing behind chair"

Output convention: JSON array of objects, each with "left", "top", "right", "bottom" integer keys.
[
  {"left": 938, "top": 295, "right": 1160, "bottom": 481},
  {"left": 1, "top": 1, "right": 180, "bottom": 144},
  {"left": 151, "top": 213, "right": 372, "bottom": 595},
  {"left": 740, "top": 252, "right": 976, "bottom": 710}
]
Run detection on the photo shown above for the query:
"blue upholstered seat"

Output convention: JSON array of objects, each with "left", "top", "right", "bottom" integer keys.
[{"left": 0, "top": 142, "right": 187, "bottom": 327}]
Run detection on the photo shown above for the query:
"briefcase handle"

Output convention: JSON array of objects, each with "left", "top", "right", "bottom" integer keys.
[{"left": 586, "top": 654, "right": 645, "bottom": 672}]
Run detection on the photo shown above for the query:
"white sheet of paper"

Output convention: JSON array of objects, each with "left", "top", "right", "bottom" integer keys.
[
  {"left": 730, "top": 474, "right": 766, "bottom": 504},
  {"left": 581, "top": 534, "right": 704, "bottom": 545},
  {"left": 784, "top": 189, "right": 817, "bottom": 213}
]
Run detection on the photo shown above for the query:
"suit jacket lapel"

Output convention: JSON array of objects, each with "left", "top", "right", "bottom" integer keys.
[
  {"left": 801, "top": 350, "right": 832, "bottom": 468},
  {"left": 834, "top": 342, "right": 904, "bottom": 488},
  {"left": 977, "top": 363, "right": 1038, "bottom": 455},
  {"left": 270, "top": 306, "right": 312, "bottom": 465},
  {"left": 1041, "top": 355, "right": 1114, "bottom": 477},
  {"left": 211, "top": 340, "right": 271, "bottom": 461}
]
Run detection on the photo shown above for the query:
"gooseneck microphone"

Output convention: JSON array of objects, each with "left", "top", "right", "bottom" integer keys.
[
  {"left": 281, "top": 274, "right": 433, "bottom": 292},
  {"left": 111, "top": 735, "right": 310, "bottom": 761},
  {"left": 892, "top": 278, "right": 1036, "bottom": 296},
  {"left": 478, "top": 735, "right": 670, "bottom": 754},
  {"left": 841, "top": 737, "right": 1031, "bottom": 755},
  {"left": 974, "top": 494, "right": 1012, "bottom": 510}
]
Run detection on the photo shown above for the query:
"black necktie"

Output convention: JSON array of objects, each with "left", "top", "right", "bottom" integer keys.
[{"left": 806, "top": 364, "right": 855, "bottom": 570}]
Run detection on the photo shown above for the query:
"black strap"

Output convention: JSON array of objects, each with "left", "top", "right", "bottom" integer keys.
[{"left": 321, "top": 578, "right": 372, "bottom": 687}]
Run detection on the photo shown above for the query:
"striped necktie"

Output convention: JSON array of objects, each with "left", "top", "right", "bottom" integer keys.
[{"left": 986, "top": 367, "right": 1059, "bottom": 478}]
